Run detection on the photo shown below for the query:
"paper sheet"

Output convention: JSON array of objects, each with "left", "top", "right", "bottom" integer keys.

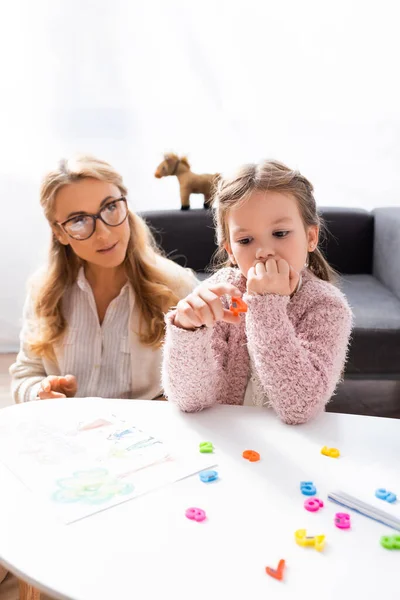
[{"left": 0, "top": 411, "right": 215, "bottom": 524}]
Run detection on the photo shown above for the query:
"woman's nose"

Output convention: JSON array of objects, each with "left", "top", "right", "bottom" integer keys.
[{"left": 95, "top": 218, "right": 112, "bottom": 240}]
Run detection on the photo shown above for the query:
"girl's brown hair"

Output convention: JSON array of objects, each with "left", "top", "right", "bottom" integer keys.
[
  {"left": 29, "top": 155, "right": 181, "bottom": 360},
  {"left": 212, "top": 159, "right": 336, "bottom": 282}
]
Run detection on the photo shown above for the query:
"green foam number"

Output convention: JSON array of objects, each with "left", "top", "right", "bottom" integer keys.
[
  {"left": 199, "top": 441, "right": 214, "bottom": 453},
  {"left": 380, "top": 535, "right": 400, "bottom": 550}
]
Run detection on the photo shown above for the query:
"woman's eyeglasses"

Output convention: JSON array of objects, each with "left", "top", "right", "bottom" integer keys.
[{"left": 56, "top": 197, "right": 128, "bottom": 241}]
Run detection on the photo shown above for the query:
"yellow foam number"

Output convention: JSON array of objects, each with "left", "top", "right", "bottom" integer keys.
[
  {"left": 321, "top": 446, "right": 340, "bottom": 458},
  {"left": 295, "top": 529, "right": 326, "bottom": 552}
]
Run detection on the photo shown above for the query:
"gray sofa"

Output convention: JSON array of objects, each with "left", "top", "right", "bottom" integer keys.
[{"left": 140, "top": 207, "right": 400, "bottom": 415}]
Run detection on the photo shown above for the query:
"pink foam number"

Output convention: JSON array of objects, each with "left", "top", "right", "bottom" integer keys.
[
  {"left": 304, "top": 498, "right": 324, "bottom": 512},
  {"left": 335, "top": 512, "right": 351, "bottom": 529},
  {"left": 185, "top": 507, "right": 206, "bottom": 522}
]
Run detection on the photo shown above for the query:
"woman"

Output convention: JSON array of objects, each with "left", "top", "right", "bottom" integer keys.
[{"left": 10, "top": 155, "right": 198, "bottom": 402}]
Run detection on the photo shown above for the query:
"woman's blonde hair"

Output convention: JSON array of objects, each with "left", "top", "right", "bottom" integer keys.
[
  {"left": 29, "top": 155, "right": 180, "bottom": 359},
  {"left": 212, "top": 160, "right": 336, "bottom": 282}
]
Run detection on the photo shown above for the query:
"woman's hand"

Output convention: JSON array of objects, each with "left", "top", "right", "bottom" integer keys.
[
  {"left": 247, "top": 259, "right": 300, "bottom": 296},
  {"left": 173, "top": 283, "right": 243, "bottom": 330},
  {"left": 38, "top": 375, "right": 77, "bottom": 400}
]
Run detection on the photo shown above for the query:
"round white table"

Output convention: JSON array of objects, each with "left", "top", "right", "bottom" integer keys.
[{"left": 0, "top": 398, "right": 399, "bottom": 600}]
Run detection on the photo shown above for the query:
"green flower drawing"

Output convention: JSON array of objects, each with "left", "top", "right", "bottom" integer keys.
[{"left": 52, "top": 468, "right": 134, "bottom": 505}]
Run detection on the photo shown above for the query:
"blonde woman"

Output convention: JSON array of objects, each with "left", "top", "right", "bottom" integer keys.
[{"left": 10, "top": 155, "right": 198, "bottom": 402}]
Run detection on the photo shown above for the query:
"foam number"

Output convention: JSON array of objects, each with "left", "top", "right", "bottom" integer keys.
[
  {"left": 375, "top": 488, "right": 397, "bottom": 503},
  {"left": 295, "top": 529, "right": 326, "bottom": 552},
  {"left": 199, "top": 441, "right": 214, "bottom": 453},
  {"left": 265, "top": 559, "right": 285, "bottom": 581},
  {"left": 185, "top": 507, "right": 206, "bottom": 522},
  {"left": 335, "top": 512, "right": 351, "bottom": 529},
  {"left": 229, "top": 297, "right": 247, "bottom": 316},
  {"left": 199, "top": 470, "right": 218, "bottom": 483},
  {"left": 242, "top": 449, "right": 260, "bottom": 462},
  {"left": 321, "top": 446, "right": 340, "bottom": 458},
  {"left": 304, "top": 498, "right": 324, "bottom": 512},
  {"left": 300, "top": 481, "right": 316, "bottom": 496},
  {"left": 380, "top": 535, "right": 400, "bottom": 550}
]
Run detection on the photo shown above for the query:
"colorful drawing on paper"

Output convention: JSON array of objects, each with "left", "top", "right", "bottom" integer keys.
[
  {"left": 78, "top": 419, "right": 113, "bottom": 431},
  {"left": 107, "top": 426, "right": 137, "bottom": 440},
  {"left": 52, "top": 468, "right": 134, "bottom": 505},
  {"left": 0, "top": 410, "right": 216, "bottom": 524}
]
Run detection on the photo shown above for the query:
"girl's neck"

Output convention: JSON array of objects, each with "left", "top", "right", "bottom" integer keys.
[{"left": 84, "top": 262, "right": 127, "bottom": 292}]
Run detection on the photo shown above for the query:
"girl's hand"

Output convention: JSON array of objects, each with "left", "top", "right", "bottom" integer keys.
[
  {"left": 38, "top": 375, "right": 77, "bottom": 400},
  {"left": 173, "top": 283, "right": 243, "bottom": 330},
  {"left": 246, "top": 259, "right": 300, "bottom": 296}
]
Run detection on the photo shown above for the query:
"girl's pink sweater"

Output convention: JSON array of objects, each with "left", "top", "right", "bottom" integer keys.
[{"left": 162, "top": 268, "right": 353, "bottom": 424}]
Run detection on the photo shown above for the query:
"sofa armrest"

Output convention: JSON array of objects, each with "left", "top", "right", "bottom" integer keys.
[{"left": 372, "top": 207, "right": 400, "bottom": 300}]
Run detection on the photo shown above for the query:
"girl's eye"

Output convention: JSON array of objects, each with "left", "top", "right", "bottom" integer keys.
[
  {"left": 237, "top": 238, "right": 252, "bottom": 245},
  {"left": 273, "top": 230, "right": 290, "bottom": 238}
]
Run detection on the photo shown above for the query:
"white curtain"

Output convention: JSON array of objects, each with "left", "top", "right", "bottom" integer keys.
[{"left": 1, "top": 0, "right": 399, "bottom": 351}]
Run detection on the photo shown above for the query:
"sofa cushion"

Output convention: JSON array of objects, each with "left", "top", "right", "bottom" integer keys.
[
  {"left": 373, "top": 207, "right": 400, "bottom": 300},
  {"left": 339, "top": 275, "right": 400, "bottom": 377}
]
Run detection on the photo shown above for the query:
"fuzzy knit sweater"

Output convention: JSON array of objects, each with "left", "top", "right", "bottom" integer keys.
[{"left": 162, "top": 267, "right": 353, "bottom": 424}]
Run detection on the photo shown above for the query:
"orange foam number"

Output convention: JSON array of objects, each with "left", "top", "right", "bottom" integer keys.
[
  {"left": 230, "top": 297, "right": 248, "bottom": 316},
  {"left": 265, "top": 559, "right": 285, "bottom": 581},
  {"left": 242, "top": 449, "right": 260, "bottom": 462}
]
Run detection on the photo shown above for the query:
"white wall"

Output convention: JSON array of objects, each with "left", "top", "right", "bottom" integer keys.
[{"left": 1, "top": 0, "right": 399, "bottom": 351}]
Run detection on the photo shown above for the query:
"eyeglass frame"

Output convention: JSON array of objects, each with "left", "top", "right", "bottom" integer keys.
[{"left": 55, "top": 197, "right": 128, "bottom": 241}]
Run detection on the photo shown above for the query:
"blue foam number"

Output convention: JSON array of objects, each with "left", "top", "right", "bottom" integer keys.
[
  {"left": 375, "top": 488, "right": 397, "bottom": 503},
  {"left": 300, "top": 481, "right": 317, "bottom": 496},
  {"left": 199, "top": 470, "right": 219, "bottom": 483}
]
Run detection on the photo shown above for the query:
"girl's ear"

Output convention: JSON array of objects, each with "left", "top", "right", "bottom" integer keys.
[
  {"left": 307, "top": 225, "right": 319, "bottom": 251},
  {"left": 51, "top": 224, "right": 69, "bottom": 246},
  {"left": 224, "top": 242, "right": 236, "bottom": 264}
]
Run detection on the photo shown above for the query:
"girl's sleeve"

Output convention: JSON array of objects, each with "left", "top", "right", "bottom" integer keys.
[
  {"left": 244, "top": 291, "right": 353, "bottom": 424},
  {"left": 162, "top": 270, "right": 244, "bottom": 412},
  {"left": 9, "top": 292, "right": 47, "bottom": 403},
  {"left": 162, "top": 317, "right": 231, "bottom": 411}
]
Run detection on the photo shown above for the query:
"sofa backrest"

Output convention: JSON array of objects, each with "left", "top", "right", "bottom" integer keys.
[
  {"left": 139, "top": 207, "right": 374, "bottom": 275},
  {"left": 320, "top": 208, "right": 374, "bottom": 274}
]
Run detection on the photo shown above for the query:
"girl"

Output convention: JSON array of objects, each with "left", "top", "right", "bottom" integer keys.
[
  {"left": 162, "top": 160, "right": 353, "bottom": 424},
  {"left": 10, "top": 155, "right": 198, "bottom": 402}
]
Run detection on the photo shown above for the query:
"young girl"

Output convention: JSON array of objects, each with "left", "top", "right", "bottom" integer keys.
[
  {"left": 10, "top": 155, "right": 198, "bottom": 403},
  {"left": 162, "top": 160, "right": 353, "bottom": 424}
]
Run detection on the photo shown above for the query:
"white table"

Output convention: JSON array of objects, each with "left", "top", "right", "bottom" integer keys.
[{"left": 0, "top": 398, "right": 399, "bottom": 600}]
